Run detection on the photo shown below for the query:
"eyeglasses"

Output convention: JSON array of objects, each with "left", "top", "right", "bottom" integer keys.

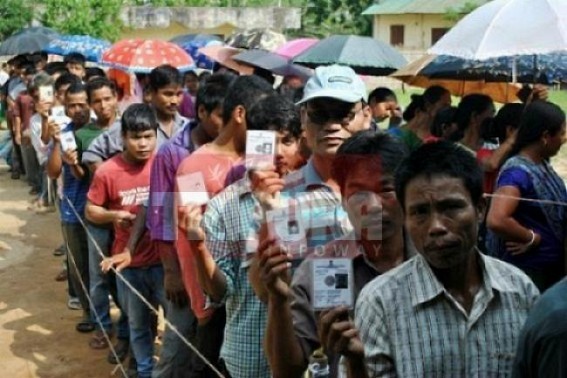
[{"left": 306, "top": 104, "right": 364, "bottom": 127}]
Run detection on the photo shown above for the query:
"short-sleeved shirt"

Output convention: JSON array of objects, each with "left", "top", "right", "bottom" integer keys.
[
  {"left": 29, "top": 113, "right": 49, "bottom": 165},
  {"left": 355, "top": 252, "right": 540, "bottom": 377},
  {"left": 82, "top": 113, "right": 187, "bottom": 165},
  {"left": 87, "top": 154, "right": 159, "bottom": 267},
  {"left": 175, "top": 144, "right": 245, "bottom": 320},
  {"left": 54, "top": 123, "right": 91, "bottom": 224},
  {"left": 147, "top": 121, "right": 197, "bottom": 242},
  {"left": 513, "top": 278, "right": 567, "bottom": 378},
  {"left": 76, "top": 123, "right": 108, "bottom": 155},
  {"left": 291, "top": 234, "right": 416, "bottom": 377},
  {"left": 203, "top": 177, "right": 271, "bottom": 378},
  {"left": 496, "top": 166, "right": 565, "bottom": 269},
  {"left": 13, "top": 93, "right": 34, "bottom": 132}
]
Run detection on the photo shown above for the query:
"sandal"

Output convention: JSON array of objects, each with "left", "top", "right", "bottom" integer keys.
[
  {"left": 89, "top": 330, "right": 111, "bottom": 349},
  {"left": 76, "top": 320, "right": 95, "bottom": 333}
]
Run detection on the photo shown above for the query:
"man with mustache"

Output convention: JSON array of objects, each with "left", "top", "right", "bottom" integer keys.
[{"left": 355, "top": 141, "right": 539, "bottom": 377}]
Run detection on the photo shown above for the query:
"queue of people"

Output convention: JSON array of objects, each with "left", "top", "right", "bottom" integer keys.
[{"left": 1, "top": 49, "right": 567, "bottom": 378}]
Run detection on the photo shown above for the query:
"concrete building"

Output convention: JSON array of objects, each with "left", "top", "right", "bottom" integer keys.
[
  {"left": 119, "top": 6, "right": 301, "bottom": 41},
  {"left": 363, "top": 0, "right": 491, "bottom": 62}
]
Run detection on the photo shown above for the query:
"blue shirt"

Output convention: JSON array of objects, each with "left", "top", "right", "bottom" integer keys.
[{"left": 58, "top": 123, "right": 90, "bottom": 224}]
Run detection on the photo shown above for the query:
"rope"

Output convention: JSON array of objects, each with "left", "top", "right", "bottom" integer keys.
[{"left": 64, "top": 195, "right": 225, "bottom": 378}]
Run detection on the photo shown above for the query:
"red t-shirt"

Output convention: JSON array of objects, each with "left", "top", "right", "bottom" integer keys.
[
  {"left": 477, "top": 147, "right": 498, "bottom": 194},
  {"left": 88, "top": 154, "right": 159, "bottom": 267},
  {"left": 13, "top": 93, "right": 34, "bottom": 131},
  {"left": 175, "top": 144, "right": 245, "bottom": 320}
]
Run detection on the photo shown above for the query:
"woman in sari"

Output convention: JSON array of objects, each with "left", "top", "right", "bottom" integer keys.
[{"left": 487, "top": 101, "right": 567, "bottom": 291}]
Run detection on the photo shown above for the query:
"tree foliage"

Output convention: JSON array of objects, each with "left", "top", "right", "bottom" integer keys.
[
  {"left": 295, "top": 0, "right": 371, "bottom": 38},
  {"left": 41, "top": 0, "right": 124, "bottom": 42},
  {"left": 0, "top": 0, "right": 33, "bottom": 40},
  {"left": 444, "top": 1, "right": 481, "bottom": 23}
]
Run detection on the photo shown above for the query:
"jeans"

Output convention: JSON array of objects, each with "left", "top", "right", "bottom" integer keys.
[
  {"left": 152, "top": 299, "right": 198, "bottom": 378},
  {"left": 87, "top": 222, "right": 129, "bottom": 339},
  {"left": 62, "top": 222, "right": 90, "bottom": 316},
  {"left": 118, "top": 265, "right": 166, "bottom": 378}
]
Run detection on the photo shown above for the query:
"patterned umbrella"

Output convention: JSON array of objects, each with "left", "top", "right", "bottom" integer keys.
[
  {"left": 225, "top": 28, "right": 286, "bottom": 51},
  {"left": 101, "top": 39, "right": 194, "bottom": 73},
  {"left": 0, "top": 27, "right": 60, "bottom": 56},
  {"left": 44, "top": 35, "right": 111, "bottom": 62},
  {"left": 179, "top": 36, "right": 224, "bottom": 70}
]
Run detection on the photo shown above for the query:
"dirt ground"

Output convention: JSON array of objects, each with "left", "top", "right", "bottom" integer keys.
[{"left": 0, "top": 163, "right": 123, "bottom": 378}]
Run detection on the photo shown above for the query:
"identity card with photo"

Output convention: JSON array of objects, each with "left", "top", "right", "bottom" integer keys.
[
  {"left": 176, "top": 171, "right": 209, "bottom": 206},
  {"left": 311, "top": 258, "right": 354, "bottom": 310},
  {"left": 60, "top": 131, "right": 77, "bottom": 152},
  {"left": 246, "top": 130, "right": 276, "bottom": 170},
  {"left": 38, "top": 85, "right": 54, "bottom": 103},
  {"left": 265, "top": 205, "right": 307, "bottom": 265}
]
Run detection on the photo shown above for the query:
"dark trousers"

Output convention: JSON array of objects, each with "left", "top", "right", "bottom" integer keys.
[{"left": 189, "top": 306, "right": 226, "bottom": 378}]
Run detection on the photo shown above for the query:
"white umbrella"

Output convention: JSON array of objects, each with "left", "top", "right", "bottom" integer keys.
[{"left": 429, "top": 0, "right": 567, "bottom": 60}]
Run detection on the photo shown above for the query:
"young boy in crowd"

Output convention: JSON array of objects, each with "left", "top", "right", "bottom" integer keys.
[
  {"left": 64, "top": 53, "right": 86, "bottom": 80},
  {"left": 86, "top": 104, "right": 162, "bottom": 378}
]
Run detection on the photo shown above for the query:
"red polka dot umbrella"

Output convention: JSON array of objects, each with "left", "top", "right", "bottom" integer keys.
[{"left": 101, "top": 39, "right": 195, "bottom": 73}]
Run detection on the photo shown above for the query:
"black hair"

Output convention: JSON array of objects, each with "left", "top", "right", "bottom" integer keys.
[
  {"left": 492, "top": 103, "right": 524, "bottom": 142},
  {"left": 333, "top": 130, "right": 408, "bottom": 192},
  {"left": 65, "top": 81, "right": 87, "bottom": 97},
  {"left": 148, "top": 64, "right": 183, "bottom": 92},
  {"left": 246, "top": 94, "right": 302, "bottom": 139},
  {"left": 121, "top": 103, "right": 159, "bottom": 134},
  {"left": 86, "top": 77, "right": 116, "bottom": 104},
  {"left": 64, "top": 52, "right": 86, "bottom": 66},
  {"left": 423, "top": 85, "right": 449, "bottom": 106},
  {"left": 395, "top": 141, "right": 483, "bottom": 209},
  {"left": 54, "top": 72, "right": 81, "bottom": 92},
  {"left": 184, "top": 71, "right": 198, "bottom": 79},
  {"left": 253, "top": 67, "right": 276, "bottom": 86},
  {"left": 222, "top": 75, "right": 275, "bottom": 124},
  {"left": 14, "top": 55, "right": 30, "bottom": 69},
  {"left": 22, "top": 64, "right": 37, "bottom": 76},
  {"left": 27, "top": 53, "right": 45, "bottom": 66},
  {"left": 510, "top": 101, "right": 566, "bottom": 156},
  {"left": 368, "top": 87, "right": 397, "bottom": 104},
  {"left": 43, "top": 62, "right": 68, "bottom": 76},
  {"left": 195, "top": 72, "right": 236, "bottom": 120},
  {"left": 430, "top": 106, "right": 457, "bottom": 137},
  {"left": 453, "top": 94, "right": 494, "bottom": 138},
  {"left": 403, "top": 94, "right": 426, "bottom": 122},
  {"left": 85, "top": 67, "right": 106, "bottom": 82}
]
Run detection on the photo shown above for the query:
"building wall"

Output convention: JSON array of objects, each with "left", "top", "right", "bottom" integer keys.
[{"left": 372, "top": 14, "right": 454, "bottom": 61}]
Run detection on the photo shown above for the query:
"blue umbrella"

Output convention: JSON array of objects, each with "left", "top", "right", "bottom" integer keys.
[
  {"left": 0, "top": 27, "right": 60, "bottom": 56},
  {"left": 43, "top": 35, "right": 111, "bottom": 62},
  {"left": 180, "top": 38, "right": 224, "bottom": 70},
  {"left": 420, "top": 53, "right": 567, "bottom": 84}
]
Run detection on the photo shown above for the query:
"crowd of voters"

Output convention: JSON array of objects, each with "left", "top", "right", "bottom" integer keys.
[{"left": 2, "top": 48, "right": 567, "bottom": 378}]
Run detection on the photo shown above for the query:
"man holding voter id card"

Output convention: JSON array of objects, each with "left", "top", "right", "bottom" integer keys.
[{"left": 249, "top": 65, "right": 373, "bottom": 377}]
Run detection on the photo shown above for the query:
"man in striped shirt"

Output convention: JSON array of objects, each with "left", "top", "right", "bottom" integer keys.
[{"left": 355, "top": 142, "right": 539, "bottom": 377}]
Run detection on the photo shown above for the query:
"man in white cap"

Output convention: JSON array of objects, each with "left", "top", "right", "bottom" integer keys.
[{"left": 250, "top": 65, "right": 371, "bottom": 377}]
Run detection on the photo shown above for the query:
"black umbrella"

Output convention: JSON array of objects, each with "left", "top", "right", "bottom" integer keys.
[
  {"left": 0, "top": 27, "right": 60, "bottom": 56},
  {"left": 292, "top": 35, "right": 407, "bottom": 76}
]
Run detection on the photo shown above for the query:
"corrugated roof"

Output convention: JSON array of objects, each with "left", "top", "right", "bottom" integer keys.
[{"left": 362, "top": 0, "right": 492, "bottom": 15}]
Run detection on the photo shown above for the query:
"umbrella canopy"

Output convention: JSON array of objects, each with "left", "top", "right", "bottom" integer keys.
[
  {"left": 101, "top": 39, "right": 194, "bottom": 74},
  {"left": 180, "top": 38, "right": 224, "bottom": 70},
  {"left": 233, "top": 49, "right": 312, "bottom": 79},
  {"left": 0, "top": 28, "right": 60, "bottom": 56},
  {"left": 391, "top": 55, "right": 522, "bottom": 103},
  {"left": 274, "top": 38, "right": 319, "bottom": 59},
  {"left": 43, "top": 35, "right": 111, "bottom": 62},
  {"left": 429, "top": 0, "right": 567, "bottom": 60},
  {"left": 198, "top": 45, "right": 254, "bottom": 75},
  {"left": 292, "top": 35, "right": 407, "bottom": 76},
  {"left": 225, "top": 28, "right": 286, "bottom": 51},
  {"left": 171, "top": 33, "right": 222, "bottom": 47}
]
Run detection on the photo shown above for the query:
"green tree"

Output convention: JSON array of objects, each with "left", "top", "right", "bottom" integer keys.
[
  {"left": 444, "top": 1, "right": 482, "bottom": 23},
  {"left": 41, "top": 0, "right": 124, "bottom": 41},
  {"left": 0, "top": 0, "right": 33, "bottom": 40},
  {"left": 296, "top": 0, "right": 370, "bottom": 38}
]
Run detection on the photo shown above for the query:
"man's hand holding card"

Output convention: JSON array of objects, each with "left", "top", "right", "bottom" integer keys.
[{"left": 176, "top": 171, "right": 209, "bottom": 241}]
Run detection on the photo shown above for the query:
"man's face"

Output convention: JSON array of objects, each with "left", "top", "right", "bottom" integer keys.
[
  {"left": 274, "top": 130, "right": 301, "bottom": 176},
  {"left": 198, "top": 105, "right": 224, "bottom": 140},
  {"left": 370, "top": 99, "right": 397, "bottom": 122},
  {"left": 343, "top": 165, "right": 402, "bottom": 241},
  {"left": 151, "top": 84, "right": 183, "bottom": 117},
  {"left": 404, "top": 175, "right": 483, "bottom": 270},
  {"left": 66, "top": 92, "right": 90, "bottom": 126},
  {"left": 185, "top": 75, "right": 199, "bottom": 94},
  {"left": 123, "top": 129, "right": 157, "bottom": 163},
  {"left": 302, "top": 99, "right": 369, "bottom": 157},
  {"left": 89, "top": 86, "right": 117, "bottom": 122},
  {"left": 67, "top": 63, "right": 85, "bottom": 79},
  {"left": 56, "top": 84, "right": 71, "bottom": 106}
]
